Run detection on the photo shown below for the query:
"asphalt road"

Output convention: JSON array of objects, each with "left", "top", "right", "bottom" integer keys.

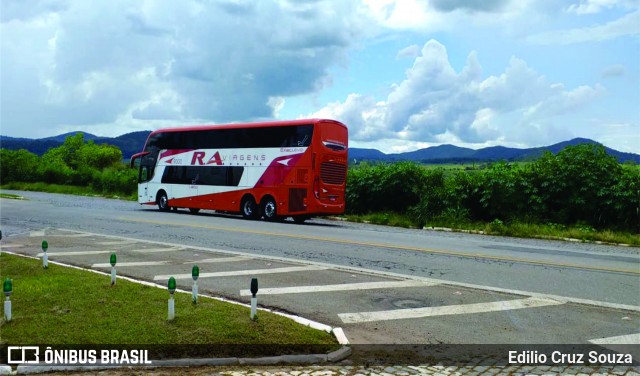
[{"left": 1, "top": 191, "right": 639, "bottom": 347}]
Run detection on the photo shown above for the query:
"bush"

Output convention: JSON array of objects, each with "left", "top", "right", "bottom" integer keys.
[
  {"left": 346, "top": 144, "right": 639, "bottom": 231},
  {"left": 1, "top": 133, "right": 136, "bottom": 198}
]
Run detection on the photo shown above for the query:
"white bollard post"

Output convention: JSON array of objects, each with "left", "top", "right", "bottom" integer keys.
[
  {"left": 192, "top": 265, "right": 199, "bottom": 304},
  {"left": 250, "top": 278, "right": 258, "bottom": 320},
  {"left": 168, "top": 297, "right": 175, "bottom": 321},
  {"left": 42, "top": 240, "right": 48, "bottom": 269},
  {"left": 168, "top": 277, "right": 176, "bottom": 321},
  {"left": 3, "top": 278, "right": 12, "bottom": 322},
  {"left": 110, "top": 253, "right": 117, "bottom": 286},
  {"left": 4, "top": 298, "right": 11, "bottom": 322}
]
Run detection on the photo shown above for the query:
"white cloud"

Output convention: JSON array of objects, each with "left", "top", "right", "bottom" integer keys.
[
  {"left": 527, "top": 10, "right": 640, "bottom": 44},
  {"left": 565, "top": 0, "right": 634, "bottom": 14},
  {"left": 0, "top": 0, "right": 369, "bottom": 137},
  {"left": 310, "top": 39, "right": 604, "bottom": 147},
  {"left": 396, "top": 44, "right": 420, "bottom": 59}
]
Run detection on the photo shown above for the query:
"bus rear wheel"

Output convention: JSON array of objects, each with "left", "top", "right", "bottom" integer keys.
[
  {"left": 241, "top": 196, "right": 259, "bottom": 220},
  {"left": 261, "top": 197, "right": 278, "bottom": 221},
  {"left": 189, "top": 208, "right": 200, "bottom": 214},
  {"left": 157, "top": 191, "right": 170, "bottom": 212}
]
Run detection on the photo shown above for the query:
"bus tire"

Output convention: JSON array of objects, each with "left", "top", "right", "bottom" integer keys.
[
  {"left": 157, "top": 191, "right": 170, "bottom": 212},
  {"left": 189, "top": 208, "right": 200, "bottom": 214},
  {"left": 261, "top": 196, "right": 278, "bottom": 221},
  {"left": 241, "top": 196, "right": 259, "bottom": 220}
]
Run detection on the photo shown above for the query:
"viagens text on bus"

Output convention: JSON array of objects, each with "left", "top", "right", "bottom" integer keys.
[{"left": 130, "top": 119, "right": 348, "bottom": 223}]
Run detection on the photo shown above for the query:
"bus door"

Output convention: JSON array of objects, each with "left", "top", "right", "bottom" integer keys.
[{"left": 139, "top": 151, "right": 158, "bottom": 203}]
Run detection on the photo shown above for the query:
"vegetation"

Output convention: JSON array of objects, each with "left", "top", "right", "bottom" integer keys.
[
  {"left": 347, "top": 144, "right": 640, "bottom": 238},
  {"left": 0, "top": 253, "right": 336, "bottom": 355},
  {"left": 0, "top": 133, "right": 137, "bottom": 199}
]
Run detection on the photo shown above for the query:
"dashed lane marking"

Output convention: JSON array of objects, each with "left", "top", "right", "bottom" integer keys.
[
  {"left": 338, "top": 297, "right": 564, "bottom": 323},
  {"left": 239, "top": 280, "right": 439, "bottom": 296},
  {"left": 153, "top": 265, "right": 329, "bottom": 281}
]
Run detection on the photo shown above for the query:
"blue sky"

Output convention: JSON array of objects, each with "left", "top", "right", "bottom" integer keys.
[{"left": 1, "top": 0, "right": 638, "bottom": 153}]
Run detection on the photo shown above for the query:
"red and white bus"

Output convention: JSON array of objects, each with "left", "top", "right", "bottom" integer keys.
[{"left": 130, "top": 119, "right": 348, "bottom": 223}]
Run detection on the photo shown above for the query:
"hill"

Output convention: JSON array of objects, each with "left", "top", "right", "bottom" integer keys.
[
  {"left": 1, "top": 132, "right": 638, "bottom": 163},
  {"left": 1, "top": 131, "right": 150, "bottom": 159},
  {"left": 350, "top": 138, "right": 639, "bottom": 164}
]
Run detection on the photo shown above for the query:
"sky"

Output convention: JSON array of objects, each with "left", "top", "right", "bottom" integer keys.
[{"left": 1, "top": 0, "right": 639, "bottom": 153}]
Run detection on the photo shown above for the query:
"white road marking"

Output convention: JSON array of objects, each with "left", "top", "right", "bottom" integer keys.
[
  {"left": 153, "top": 265, "right": 328, "bottom": 281},
  {"left": 56, "top": 228, "right": 640, "bottom": 313},
  {"left": 338, "top": 297, "right": 564, "bottom": 324},
  {"left": 54, "top": 233, "right": 94, "bottom": 238},
  {"left": 130, "top": 247, "right": 185, "bottom": 253},
  {"left": 92, "top": 261, "right": 171, "bottom": 268},
  {"left": 37, "top": 251, "right": 113, "bottom": 257},
  {"left": 30, "top": 230, "right": 46, "bottom": 237},
  {"left": 184, "top": 256, "right": 250, "bottom": 264},
  {"left": 239, "top": 280, "right": 438, "bottom": 296},
  {"left": 96, "top": 240, "right": 138, "bottom": 246},
  {"left": 0, "top": 244, "right": 24, "bottom": 248},
  {"left": 589, "top": 333, "right": 640, "bottom": 345}
]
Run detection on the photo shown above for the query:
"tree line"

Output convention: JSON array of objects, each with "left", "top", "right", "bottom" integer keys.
[
  {"left": 347, "top": 144, "right": 639, "bottom": 232},
  {"left": 0, "top": 133, "right": 137, "bottom": 197}
]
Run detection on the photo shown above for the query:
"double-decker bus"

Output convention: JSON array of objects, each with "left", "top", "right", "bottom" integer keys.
[{"left": 130, "top": 119, "right": 348, "bottom": 223}]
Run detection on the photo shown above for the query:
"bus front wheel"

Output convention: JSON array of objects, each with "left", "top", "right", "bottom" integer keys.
[
  {"left": 157, "top": 191, "right": 170, "bottom": 212},
  {"left": 241, "top": 196, "right": 259, "bottom": 220}
]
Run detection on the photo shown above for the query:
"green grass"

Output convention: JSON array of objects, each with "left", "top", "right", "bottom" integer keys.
[
  {"left": 0, "top": 193, "right": 24, "bottom": 199},
  {"left": 345, "top": 212, "right": 418, "bottom": 229},
  {"left": 341, "top": 213, "right": 639, "bottom": 246},
  {"left": 0, "top": 253, "right": 337, "bottom": 356},
  {"left": 1, "top": 182, "right": 136, "bottom": 201},
  {"left": 485, "top": 221, "right": 640, "bottom": 246}
]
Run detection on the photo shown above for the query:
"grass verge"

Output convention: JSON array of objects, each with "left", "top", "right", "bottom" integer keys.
[
  {"left": 0, "top": 193, "right": 24, "bottom": 199},
  {"left": 0, "top": 182, "right": 136, "bottom": 201},
  {"left": 343, "top": 213, "right": 639, "bottom": 246},
  {"left": 0, "top": 253, "right": 337, "bottom": 357}
]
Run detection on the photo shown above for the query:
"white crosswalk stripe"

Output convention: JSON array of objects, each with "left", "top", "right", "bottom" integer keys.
[
  {"left": 239, "top": 280, "right": 438, "bottom": 296},
  {"left": 37, "top": 250, "right": 113, "bottom": 257},
  {"left": 339, "top": 297, "right": 564, "bottom": 323},
  {"left": 154, "top": 265, "right": 328, "bottom": 281},
  {"left": 589, "top": 333, "right": 640, "bottom": 345}
]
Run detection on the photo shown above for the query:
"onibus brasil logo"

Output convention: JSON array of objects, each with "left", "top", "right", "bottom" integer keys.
[{"left": 7, "top": 346, "right": 152, "bottom": 365}]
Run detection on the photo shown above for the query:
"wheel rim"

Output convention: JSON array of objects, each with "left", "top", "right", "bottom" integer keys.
[
  {"left": 264, "top": 201, "right": 276, "bottom": 218},
  {"left": 160, "top": 195, "right": 168, "bottom": 209},
  {"left": 243, "top": 201, "right": 253, "bottom": 216}
]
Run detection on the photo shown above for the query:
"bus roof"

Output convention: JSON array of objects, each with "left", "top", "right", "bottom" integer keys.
[{"left": 148, "top": 119, "right": 346, "bottom": 136}]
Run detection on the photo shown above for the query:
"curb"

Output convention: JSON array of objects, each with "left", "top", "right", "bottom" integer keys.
[{"left": 0, "top": 251, "right": 352, "bottom": 374}]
